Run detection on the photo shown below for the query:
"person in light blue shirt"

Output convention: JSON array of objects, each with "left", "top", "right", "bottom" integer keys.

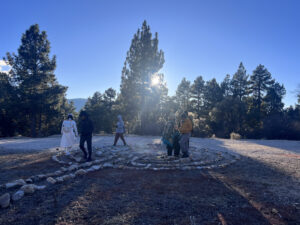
[{"left": 113, "top": 115, "right": 127, "bottom": 146}]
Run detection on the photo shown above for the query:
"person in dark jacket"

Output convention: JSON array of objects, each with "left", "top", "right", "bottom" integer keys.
[{"left": 78, "top": 111, "right": 94, "bottom": 161}]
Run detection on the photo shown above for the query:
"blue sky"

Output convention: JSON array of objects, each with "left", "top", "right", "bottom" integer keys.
[{"left": 1, "top": 0, "right": 299, "bottom": 106}]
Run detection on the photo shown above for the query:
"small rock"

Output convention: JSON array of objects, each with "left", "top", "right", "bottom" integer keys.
[
  {"left": 47, "top": 177, "right": 57, "bottom": 184},
  {"left": 145, "top": 164, "right": 151, "bottom": 169},
  {"left": 96, "top": 151, "right": 102, "bottom": 156},
  {"left": 92, "top": 165, "right": 101, "bottom": 170},
  {"left": 69, "top": 173, "right": 76, "bottom": 178},
  {"left": 75, "top": 169, "right": 87, "bottom": 176},
  {"left": 52, "top": 155, "right": 59, "bottom": 162},
  {"left": 5, "top": 179, "right": 26, "bottom": 189},
  {"left": 37, "top": 174, "right": 46, "bottom": 179},
  {"left": 103, "top": 163, "right": 113, "bottom": 168},
  {"left": 180, "top": 158, "right": 191, "bottom": 163},
  {"left": 62, "top": 175, "right": 71, "bottom": 181},
  {"left": 56, "top": 177, "right": 64, "bottom": 183},
  {"left": 68, "top": 164, "right": 78, "bottom": 171},
  {"left": 21, "top": 184, "right": 36, "bottom": 194},
  {"left": 25, "top": 178, "right": 33, "bottom": 184},
  {"left": 86, "top": 167, "right": 95, "bottom": 172},
  {"left": 272, "top": 208, "right": 278, "bottom": 214},
  {"left": 61, "top": 167, "right": 68, "bottom": 172},
  {"left": 54, "top": 170, "right": 63, "bottom": 176},
  {"left": 0, "top": 193, "right": 10, "bottom": 208},
  {"left": 12, "top": 190, "right": 24, "bottom": 201},
  {"left": 74, "top": 157, "right": 82, "bottom": 163},
  {"left": 85, "top": 162, "right": 93, "bottom": 167},
  {"left": 35, "top": 185, "right": 46, "bottom": 190}
]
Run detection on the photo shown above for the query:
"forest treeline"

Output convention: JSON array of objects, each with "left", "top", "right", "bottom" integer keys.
[{"left": 1, "top": 22, "right": 300, "bottom": 139}]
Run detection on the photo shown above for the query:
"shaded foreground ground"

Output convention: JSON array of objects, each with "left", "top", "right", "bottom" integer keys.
[{"left": 0, "top": 137, "right": 299, "bottom": 224}]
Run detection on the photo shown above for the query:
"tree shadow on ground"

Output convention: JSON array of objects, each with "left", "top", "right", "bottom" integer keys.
[{"left": 0, "top": 151, "right": 59, "bottom": 185}]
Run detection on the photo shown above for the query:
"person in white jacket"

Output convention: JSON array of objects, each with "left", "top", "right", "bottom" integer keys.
[{"left": 60, "top": 114, "right": 78, "bottom": 155}]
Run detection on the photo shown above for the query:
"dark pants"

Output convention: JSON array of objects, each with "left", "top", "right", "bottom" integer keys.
[
  {"left": 167, "top": 134, "right": 180, "bottom": 156},
  {"left": 113, "top": 133, "right": 127, "bottom": 146},
  {"left": 80, "top": 135, "right": 92, "bottom": 159}
]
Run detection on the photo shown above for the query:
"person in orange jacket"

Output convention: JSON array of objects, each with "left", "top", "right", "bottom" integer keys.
[{"left": 178, "top": 111, "right": 193, "bottom": 158}]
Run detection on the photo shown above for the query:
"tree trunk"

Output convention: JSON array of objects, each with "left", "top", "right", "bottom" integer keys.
[{"left": 30, "top": 112, "right": 36, "bottom": 137}]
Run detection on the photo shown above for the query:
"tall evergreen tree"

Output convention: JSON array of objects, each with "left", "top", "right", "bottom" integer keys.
[
  {"left": 203, "top": 78, "right": 223, "bottom": 113},
  {"left": 221, "top": 74, "right": 232, "bottom": 97},
  {"left": 190, "top": 76, "right": 205, "bottom": 118},
  {"left": 231, "top": 62, "right": 249, "bottom": 101},
  {"left": 175, "top": 78, "right": 191, "bottom": 112},
  {"left": 249, "top": 64, "right": 274, "bottom": 122},
  {"left": 6, "top": 24, "right": 68, "bottom": 137},
  {"left": 119, "top": 20, "right": 165, "bottom": 134},
  {"left": 264, "top": 82, "right": 286, "bottom": 115},
  {"left": 0, "top": 72, "right": 17, "bottom": 136}
]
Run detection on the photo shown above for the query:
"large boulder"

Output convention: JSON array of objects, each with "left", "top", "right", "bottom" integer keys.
[
  {"left": 12, "top": 190, "right": 24, "bottom": 201},
  {"left": 5, "top": 179, "right": 26, "bottom": 189},
  {"left": 0, "top": 193, "right": 10, "bottom": 208}
]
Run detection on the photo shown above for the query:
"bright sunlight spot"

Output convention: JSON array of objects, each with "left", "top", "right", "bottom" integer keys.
[{"left": 151, "top": 74, "right": 160, "bottom": 86}]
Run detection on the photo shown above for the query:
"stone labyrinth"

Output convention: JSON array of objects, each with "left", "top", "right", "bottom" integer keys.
[
  {"left": 1, "top": 137, "right": 241, "bottom": 208},
  {"left": 54, "top": 140, "right": 240, "bottom": 171}
]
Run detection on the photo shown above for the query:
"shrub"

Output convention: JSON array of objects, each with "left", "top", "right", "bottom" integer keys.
[{"left": 230, "top": 132, "right": 241, "bottom": 140}]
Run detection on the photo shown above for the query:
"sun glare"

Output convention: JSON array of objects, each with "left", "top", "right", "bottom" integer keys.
[{"left": 151, "top": 74, "right": 160, "bottom": 86}]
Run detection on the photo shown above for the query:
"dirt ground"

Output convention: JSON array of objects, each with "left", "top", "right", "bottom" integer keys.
[{"left": 0, "top": 137, "right": 299, "bottom": 225}]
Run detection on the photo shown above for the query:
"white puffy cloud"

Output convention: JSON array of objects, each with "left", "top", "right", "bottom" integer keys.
[
  {"left": 0, "top": 60, "right": 8, "bottom": 66},
  {"left": 0, "top": 60, "right": 11, "bottom": 74}
]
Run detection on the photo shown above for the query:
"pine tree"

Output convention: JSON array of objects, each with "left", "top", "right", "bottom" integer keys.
[
  {"left": 231, "top": 62, "right": 249, "bottom": 101},
  {"left": 190, "top": 76, "right": 205, "bottom": 118},
  {"left": 249, "top": 64, "right": 274, "bottom": 122},
  {"left": 175, "top": 78, "right": 191, "bottom": 112},
  {"left": 0, "top": 72, "right": 17, "bottom": 136},
  {"left": 264, "top": 82, "right": 286, "bottom": 115},
  {"left": 6, "top": 24, "right": 68, "bottom": 137},
  {"left": 119, "top": 20, "right": 165, "bottom": 134},
  {"left": 203, "top": 78, "right": 223, "bottom": 113},
  {"left": 221, "top": 74, "right": 232, "bottom": 97}
]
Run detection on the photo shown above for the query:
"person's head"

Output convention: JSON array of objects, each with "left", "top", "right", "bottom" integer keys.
[
  {"left": 117, "top": 115, "right": 123, "bottom": 121},
  {"left": 181, "top": 111, "right": 188, "bottom": 119},
  {"left": 79, "top": 111, "right": 88, "bottom": 120},
  {"left": 67, "top": 114, "right": 73, "bottom": 120}
]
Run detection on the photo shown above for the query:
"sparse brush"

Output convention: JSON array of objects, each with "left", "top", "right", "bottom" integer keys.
[{"left": 230, "top": 132, "right": 241, "bottom": 140}]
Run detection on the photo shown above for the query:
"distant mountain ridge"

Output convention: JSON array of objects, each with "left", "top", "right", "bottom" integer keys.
[{"left": 68, "top": 98, "right": 87, "bottom": 112}]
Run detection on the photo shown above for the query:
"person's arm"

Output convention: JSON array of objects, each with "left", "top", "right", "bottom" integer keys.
[
  {"left": 73, "top": 121, "right": 78, "bottom": 136},
  {"left": 61, "top": 121, "right": 64, "bottom": 134}
]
